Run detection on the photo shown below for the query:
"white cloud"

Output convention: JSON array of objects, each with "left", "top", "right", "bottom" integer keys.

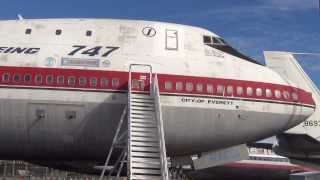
[{"left": 267, "top": 0, "right": 317, "bottom": 11}]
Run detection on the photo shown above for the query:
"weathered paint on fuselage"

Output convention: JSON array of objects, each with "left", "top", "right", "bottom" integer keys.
[{"left": 0, "top": 19, "right": 314, "bottom": 161}]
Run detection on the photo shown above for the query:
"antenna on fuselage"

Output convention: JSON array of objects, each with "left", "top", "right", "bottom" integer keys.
[{"left": 17, "top": 14, "right": 24, "bottom": 21}]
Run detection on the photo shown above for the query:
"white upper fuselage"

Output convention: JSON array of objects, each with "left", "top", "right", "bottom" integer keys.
[
  {"left": 0, "top": 18, "right": 314, "bottom": 160},
  {"left": 0, "top": 18, "right": 284, "bottom": 84}
]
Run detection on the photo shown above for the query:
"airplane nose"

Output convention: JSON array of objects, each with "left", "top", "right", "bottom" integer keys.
[{"left": 282, "top": 88, "right": 315, "bottom": 130}]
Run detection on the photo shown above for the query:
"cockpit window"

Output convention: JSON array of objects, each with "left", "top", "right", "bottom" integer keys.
[
  {"left": 203, "top": 36, "right": 212, "bottom": 44},
  {"left": 203, "top": 35, "right": 261, "bottom": 65},
  {"left": 212, "top": 37, "right": 221, "bottom": 44}
]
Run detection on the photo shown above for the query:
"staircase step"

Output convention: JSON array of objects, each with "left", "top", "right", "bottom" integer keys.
[
  {"left": 132, "top": 168, "right": 161, "bottom": 175},
  {"left": 131, "top": 141, "right": 159, "bottom": 147},
  {"left": 131, "top": 162, "right": 161, "bottom": 169},
  {"left": 131, "top": 106, "right": 155, "bottom": 111},
  {"left": 131, "top": 102, "right": 154, "bottom": 107},
  {"left": 131, "top": 98, "right": 155, "bottom": 103},
  {"left": 131, "top": 122, "right": 157, "bottom": 128},
  {"left": 131, "top": 157, "right": 161, "bottom": 164},
  {"left": 131, "top": 110, "right": 155, "bottom": 115},
  {"left": 131, "top": 118, "right": 156, "bottom": 124},
  {"left": 131, "top": 93, "right": 153, "bottom": 99},
  {"left": 131, "top": 146, "right": 159, "bottom": 152},
  {"left": 132, "top": 175, "right": 161, "bottom": 180},
  {"left": 131, "top": 136, "right": 158, "bottom": 142},
  {"left": 131, "top": 151, "right": 160, "bottom": 158},
  {"left": 131, "top": 175, "right": 161, "bottom": 180},
  {"left": 131, "top": 131, "right": 157, "bottom": 137},
  {"left": 131, "top": 127, "right": 158, "bottom": 132},
  {"left": 131, "top": 114, "right": 155, "bottom": 119}
]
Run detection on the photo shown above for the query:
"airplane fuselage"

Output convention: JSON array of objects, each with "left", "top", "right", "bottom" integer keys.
[{"left": 0, "top": 19, "right": 314, "bottom": 161}]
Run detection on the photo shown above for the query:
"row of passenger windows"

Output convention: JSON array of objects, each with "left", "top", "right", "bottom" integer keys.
[
  {"left": 1, "top": 73, "right": 120, "bottom": 88},
  {"left": 249, "top": 156, "right": 288, "bottom": 162},
  {"left": 25, "top": 28, "right": 93, "bottom": 36},
  {"left": 164, "top": 81, "right": 299, "bottom": 100}
]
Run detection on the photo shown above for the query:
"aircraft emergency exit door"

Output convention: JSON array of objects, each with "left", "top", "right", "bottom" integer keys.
[{"left": 166, "top": 29, "right": 178, "bottom": 50}]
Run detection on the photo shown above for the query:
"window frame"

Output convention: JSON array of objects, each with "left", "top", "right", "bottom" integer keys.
[
  {"left": 266, "top": 89, "right": 272, "bottom": 98},
  {"left": 2, "top": 73, "right": 10, "bottom": 82},
  {"left": 57, "top": 75, "right": 65, "bottom": 85},
  {"left": 207, "top": 84, "right": 214, "bottom": 93},
  {"left": 89, "top": 77, "right": 97, "bottom": 87},
  {"left": 112, "top": 78, "right": 120, "bottom": 88},
  {"left": 236, "top": 86, "right": 243, "bottom": 96},
  {"left": 100, "top": 77, "right": 109, "bottom": 88},
  {"left": 246, "top": 87, "right": 253, "bottom": 96},
  {"left": 275, "top": 90, "right": 281, "bottom": 99},
  {"left": 256, "top": 88, "right": 263, "bottom": 97},
  {"left": 79, "top": 76, "right": 87, "bottom": 86},
  {"left": 196, "top": 83, "right": 203, "bottom": 92},
  {"left": 164, "top": 81, "right": 173, "bottom": 90},
  {"left": 186, "top": 82, "right": 194, "bottom": 92},
  {"left": 176, "top": 82, "right": 183, "bottom": 91},
  {"left": 46, "top": 75, "right": 54, "bottom": 85},
  {"left": 13, "top": 73, "right": 21, "bottom": 83},
  {"left": 68, "top": 76, "right": 76, "bottom": 86},
  {"left": 24, "top": 74, "right": 32, "bottom": 83},
  {"left": 226, "top": 85, "right": 233, "bottom": 95},
  {"left": 217, "top": 85, "right": 224, "bottom": 95},
  {"left": 35, "top": 74, "right": 43, "bottom": 85}
]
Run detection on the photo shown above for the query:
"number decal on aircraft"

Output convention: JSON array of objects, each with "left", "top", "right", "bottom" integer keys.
[
  {"left": 68, "top": 45, "right": 120, "bottom": 57},
  {"left": 303, "top": 120, "right": 320, "bottom": 127}
]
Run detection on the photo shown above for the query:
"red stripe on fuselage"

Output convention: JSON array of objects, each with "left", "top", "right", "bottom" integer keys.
[{"left": 0, "top": 66, "right": 314, "bottom": 107}]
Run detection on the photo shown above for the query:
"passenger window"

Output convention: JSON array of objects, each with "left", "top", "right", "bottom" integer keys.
[
  {"left": 217, "top": 85, "right": 224, "bottom": 95},
  {"left": 207, "top": 84, "right": 213, "bottom": 93},
  {"left": 292, "top": 92, "right": 298, "bottom": 101},
  {"left": 35, "top": 74, "right": 42, "bottom": 84},
  {"left": 203, "top": 36, "right": 212, "bottom": 44},
  {"left": 46, "top": 75, "right": 54, "bottom": 85},
  {"left": 13, "top": 74, "right": 21, "bottom": 82},
  {"left": 247, "top": 87, "right": 253, "bottom": 96},
  {"left": 226, "top": 86, "right": 233, "bottom": 95},
  {"left": 176, "top": 82, "right": 183, "bottom": 91},
  {"left": 57, "top": 76, "right": 64, "bottom": 85},
  {"left": 100, "top": 78, "right": 109, "bottom": 88},
  {"left": 256, "top": 88, "right": 263, "bottom": 97},
  {"left": 25, "top": 29, "right": 32, "bottom": 34},
  {"left": 89, "top": 77, "right": 97, "bottom": 87},
  {"left": 165, "top": 81, "right": 172, "bottom": 90},
  {"left": 236, "top": 86, "right": 243, "bottom": 96},
  {"left": 86, "top": 30, "right": 92, "bottom": 36},
  {"left": 56, "top": 29, "right": 62, "bottom": 35},
  {"left": 132, "top": 79, "right": 139, "bottom": 89},
  {"left": 2, "top": 73, "right": 10, "bottom": 82},
  {"left": 196, "top": 83, "right": 203, "bottom": 92},
  {"left": 24, "top": 74, "right": 31, "bottom": 83},
  {"left": 186, "top": 82, "right": 193, "bottom": 92},
  {"left": 112, "top": 78, "right": 120, "bottom": 88},
  {"left": 275, "top": 90, "right": 281, "bottom": 99},
  {"left": 283, "top": 91, "right": 290, "bottom": 100},
  {"left": 68, "top": 76, "right": 76, "bottom": 86},
  {"left": 79, "top": 77, "right": 87, "bottom": 86},
  {"left": 266, "top": 89, "right": 272, "bottom": 98}
]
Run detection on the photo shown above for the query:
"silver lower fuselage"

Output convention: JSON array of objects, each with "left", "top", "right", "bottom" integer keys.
[{"left": 0, "top": 88, "right": 312, "bottom": 161}]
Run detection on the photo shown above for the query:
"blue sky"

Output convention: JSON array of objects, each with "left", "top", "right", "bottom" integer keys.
[{"left": 1, "top": 0, "right": 320, "bottom": 84}]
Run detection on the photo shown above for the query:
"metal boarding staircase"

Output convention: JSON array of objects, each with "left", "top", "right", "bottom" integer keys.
[{"left": 100, "top": 64, "right": 169, "bottom": 180}]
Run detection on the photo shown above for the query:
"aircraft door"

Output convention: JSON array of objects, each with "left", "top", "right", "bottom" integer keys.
[{"left": 166, "top": 29, "right": 178, "bottom": 50}]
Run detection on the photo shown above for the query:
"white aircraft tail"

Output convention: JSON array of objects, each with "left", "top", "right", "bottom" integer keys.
[{"left": 264, "top": 51, "right": 320, "bottom": 140}]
